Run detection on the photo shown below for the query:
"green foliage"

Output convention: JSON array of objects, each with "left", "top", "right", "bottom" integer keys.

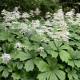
[
  {"left": 0, "top": 8, "right": 80, "bottom": 80},
  {"left": 37, "top": 56, "right": 66, "bottom": 80},
  {"left": 66, "top": 68, "right": 79, "bottom": 80}
]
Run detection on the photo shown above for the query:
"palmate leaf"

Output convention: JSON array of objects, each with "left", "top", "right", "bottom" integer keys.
[
  {"left": 24, "top": 57, "right": 42, "bottom": 72},
  {"left": 2, "top": 69, "right": 9, "bottom": 78},
  {"left": 66, "top": 68, "right": 79, "bottom": 80},
  {"left": 45, "top": 40, "right": 71, "bottom": 60},
  {"left": 67, "top": 48, "right": 80, "bottom": 67},
  {"left": 43, "top": 41, "right": 58, "bottom": 58},
  {"left": 2, "top": 67, "right": 10, "bottom": 78},
  {"left": 37, "top": 56, "right": 66, "bottom": 80},
  {"left": 47, "top": 49, "right": 70, "bottom": 62},
  {"left": 23, "top": 50, "right": 42, "bottom": 72},
  {"left": 68, "top": 60, "right": 80, "bottom": 68},
  {"left": 0, "top": 31, "right": 8, "bottom": 40}
]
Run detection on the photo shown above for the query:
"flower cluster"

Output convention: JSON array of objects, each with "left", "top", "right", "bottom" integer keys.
[
  {"left": 37, "top": 47, "right": 44, "bottom": 52},
  {"left": 1, "top": 7, "right": 70, "bottom": 42},
  {"left": 1, "top": 7, "right": 41, "bottom": 22},
  {"left": 50, "top": 9, "right": 70, "bottom": 41},
  {"left": 1, "top": 7, "right": 20, "bottom": 21},
  {"left": 14, "top": 42, "right": 22, "bottom": 50},
  {"left": 65, "top": 9, "right": 80, "bottom": 26},
  {"left": 1, "top": 6, "right": 80, "bottom": 80},
  {"left": 1, "top": 53, "right": 11, "bottom": 64}
]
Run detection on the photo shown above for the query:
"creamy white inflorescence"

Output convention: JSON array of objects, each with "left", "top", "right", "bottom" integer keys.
[
  {"left": 41, "top": 37, "right": 50, "bottom": 42},
  {"left": 22, "top": 12, "right": 30, "bottom": 18},
  {"left": 37, "top": 47, "right": 44, "bottom": 52},
  {"left": 1, "top": 53, "right": 11, "bottom": 64},
  {"left": 31, "top": 20, "right": 40, "bottom": 27},
  {"left": 14, "top": 42, "right": 22, "bottom": 50},
  {"left": 1, "top": 7, "right": 71, "bottom": 42},
  {"left": 34, "top": 8, "right": 41, "bottom": 15},
  {"left": 1, "top": 7, "right": 20, "bottom": 21},
  {"left": 45, "top": 12, "right": 51, "bottom": 18}
]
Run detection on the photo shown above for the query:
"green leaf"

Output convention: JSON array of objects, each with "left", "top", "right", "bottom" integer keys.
[
  {"left": 30, "top": 33, "right": 43, "bottom": 42},
  {"left": 37, "top": 71, "right": 58, "bottom": 80},
  {"left": 37, "top": 61, "right": 49, "bottom": 72},
  {"left": 17, "top": 52, "right": 31, "bottom": 61},
  {"left": 0, "top": 66, "right": 4, "bottom": 72},
  {"left": 48, "top": 41, "right": 57, "bottom": 50},
  {"left": 37, "top": 57, "right": 66, "bottom": 80},
  {"left": 66, "top": 68, "right": 79, "bottom": 80},
  {"left": 17, "top": 62, "right": 23, "bottom": 69},
  {"left": 68, "top": 60, "right": 74, "bottom": 67},
  {"left": 59, "top": 50, "right": 71, "bottom": 62},
  {"left": 60, "top": 45, "right": 70, "bottom": 50},
  {"left": 72, "top": 50, "right": 80, "bottom": 59},
  {"left": 47, "top": 50, "right": 58, "bottom": 58},
  {"left": 40, "top": 52, "right": 47, "bottom": 58},
  {"left": 0, "top": 58, "right": 2, "bottom": 64},
  {"left": 33, "top": 57, "right": 42, "bottom": 66},
  {"left": 54, "top": 70, "right": 66, "bottom": 80},
  {"left": 2, "top": 69, "right": 9, "bottom": 78},
  {"left": 24, "top": 60, "right": 34, "bottom": 72},
  {"left": 54, "top": 40, "right": 62, "bottom": 49},
  {"left": 20, "top": 70, "right": 29, "bottom": 80},
  {"left": 67, "top": 50, "right": 80, "bottom": 67},
  {"left": 74, "top": 60, "right": 80, "bottom": 67},
  {"left": 12, "top": 72, "right": 20, "bottom": 80}
]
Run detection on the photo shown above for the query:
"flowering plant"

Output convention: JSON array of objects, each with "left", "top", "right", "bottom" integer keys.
[{"left": 0, "top": 7, "right": 80, "bottom": 80}]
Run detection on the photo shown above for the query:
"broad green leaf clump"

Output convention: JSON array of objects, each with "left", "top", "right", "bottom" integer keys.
[{"left": 0, "top": 7, "right": 80, "bottom": 80}]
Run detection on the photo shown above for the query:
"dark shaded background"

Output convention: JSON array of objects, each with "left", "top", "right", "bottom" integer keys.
[{"left": 0, "top": 0, "right": 80, "bottom": 13}]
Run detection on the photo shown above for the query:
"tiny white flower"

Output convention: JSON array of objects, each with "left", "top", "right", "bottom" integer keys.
[
  {"left": 22, "top": 12, "right": 30, "bottom": 18},
  {"left": 30, "top": 10, "right": 34, "bottom": 17},
  {"left": 34, "top": 8, "right": 41, "bottom": 15},
  {"left": 45, "top": 20, "right": 52, "bottom": 26},
  {"left": 48, "top": 27, "right": 54, "bottom": 30},
  {"left": 14, "top": 42, "right": 22, "bottom": 50},
  {"left": 41, "top": 37, "right": 49, "bottom": 42},
  {"left": 36, "top": 29, "right": 44, "bottom": 35},
  {"left": 37, "top": 47, "right": 44, "bottom": 52},
  {"left": 47, "top": 31, "right": 53, "bottom": 36},
  {"left": 1, "top": 53, "right": 11, "bottom": 64},
  {"left": 45, "top": 12, "right": 51, "bottom": 18},
  {"left": 65, "top": 9, "right": 75, "bottom": 18},
  {"left": 31, "top": 20, "right": 40, "bottom": 27},
  {"left": 1, "top": 7, "right": 21, "bottom": 21},
  {"left": 53, "top": 9, "right": 64, "bottom": 20},
  {"left": 19, "top": 23, "right": 28, "bottom": 32},
  {"left": 52, "top": 30, "right": 69, "bottom": 41}
]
